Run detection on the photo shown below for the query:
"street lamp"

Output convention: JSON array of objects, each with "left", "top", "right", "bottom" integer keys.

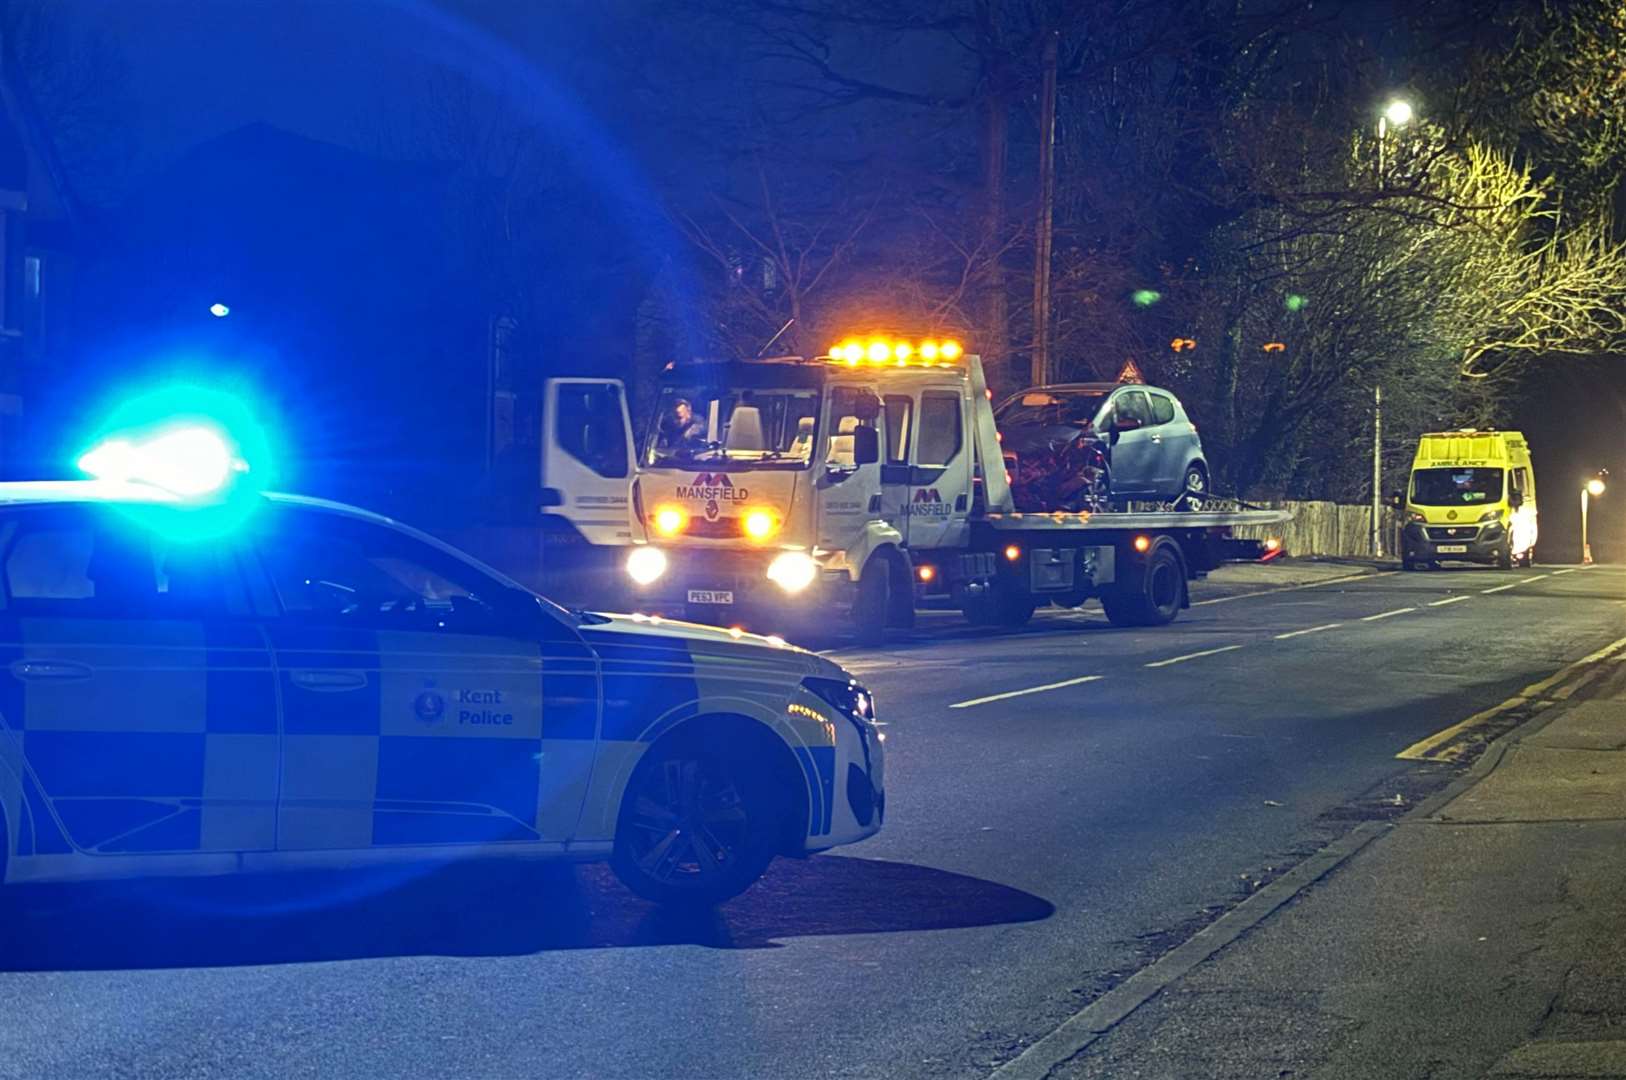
[
  {"left": 1376, "top": 98, "right": 1414, "bottom": 187},
  {"left": 1582, "top": 471, "right": 1608, "bottom": 565}
]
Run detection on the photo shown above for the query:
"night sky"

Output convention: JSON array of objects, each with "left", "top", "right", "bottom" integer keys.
[{"left": 52, "top": 0, "right": 1626, "bottom": 559}]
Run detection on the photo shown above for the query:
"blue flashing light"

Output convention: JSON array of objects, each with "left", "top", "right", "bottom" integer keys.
[
  {"left": 75, "top": 384, "right": 277, "bottom": 542},
  {"left": 78, "top": 423, "right": 246, "bottom": 496}
]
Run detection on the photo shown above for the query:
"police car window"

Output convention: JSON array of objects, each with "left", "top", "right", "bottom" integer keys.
[
  {"left": 0, "top": 510, "right": 249, "bottom": 617},
  {"left": 1149, "top": 393, "right": 1176, "bottom": 425},
  {"left": 256, "top": 513, "right": 506, "bottom": 632},
  {"left": 916, "top": 392, "right": 963, "bottom": 467},
  {"left": 555, "top": 383, "right": 629, "bottom": 479}
]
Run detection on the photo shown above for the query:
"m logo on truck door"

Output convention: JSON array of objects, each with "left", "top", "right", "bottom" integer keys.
[{"left": 909, "top": 488, "right": 949, "bottom": 517}]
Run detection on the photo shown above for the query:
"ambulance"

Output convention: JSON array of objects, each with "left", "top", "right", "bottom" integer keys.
[{"left": 1401, "top": 429, "right": 1538, "bottom": 570}]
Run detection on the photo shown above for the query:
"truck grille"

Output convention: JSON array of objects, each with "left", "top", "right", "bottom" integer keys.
[
  {"left": 1426, "top": 526, "right": 1479, "bottom": 541},
  {"left": 685, "top": 518, "right": 744, "bottom": 539}
]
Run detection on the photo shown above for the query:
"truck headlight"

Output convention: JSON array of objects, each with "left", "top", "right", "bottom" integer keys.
[
  {"left": 1478, "top": 509, "right": 1503, "bottom": 522},
  {"left": 651, "top": 504, "right": 688, "bottom": 537},
  {"left": 766, "top": 552, "right": 818, "bottom": 593},
  {"left": 626, "top": 546, "right": 668, "bottom": 585},
  {"left": 743, "top": 508, "right": 781, "bottom": 542},
  {"left": 1405, "top": 510, "right": 1427, "bottom": 524}
]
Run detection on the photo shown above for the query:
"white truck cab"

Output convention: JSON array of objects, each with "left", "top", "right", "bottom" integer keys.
[{"left": 628, "top": 343, "right": 1005, "bottom": 640}]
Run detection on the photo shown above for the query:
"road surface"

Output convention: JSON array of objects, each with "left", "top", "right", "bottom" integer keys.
[{"left": 3, "top": 564, "right": 1622, "bottom": 1079}]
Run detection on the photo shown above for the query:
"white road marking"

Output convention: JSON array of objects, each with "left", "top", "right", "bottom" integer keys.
[
  {"left": 1144, "top": 644, "right": 1245, "bottom": 668},
  {"left": 1428, "top": 595, "right": 1471, "bottom": 607},
  {"left": 1522, "top": 574, "right": 1550, "bottom": 583},
  {"left": 1481, "top": 582, "right": 1520, "bottom": 594},
  {"left": 1190, "top": 570, "right": 1396, "bottom": 607},
  {"left": 1361, "top": 607, "right": 1416, "bottom": 621},
  {"left": 950, "top": 675, "right": 1104, "bottom": 709},
  {"left": 1274, "top": 622, "right": 1343, "bottom": 640},
  {"left": 1551, "top": 568, "right": 1579, "bottom": 576}
]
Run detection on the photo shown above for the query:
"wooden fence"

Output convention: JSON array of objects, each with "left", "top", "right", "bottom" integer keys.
[{"left": 1230, "top": 500, "right": 1402, "bottom": 560}]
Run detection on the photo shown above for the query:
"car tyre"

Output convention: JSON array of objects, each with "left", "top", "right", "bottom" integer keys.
[
  {"left": 1496, "top": 542, "right": 1514, "bottom": 570},
  {"left": 1179, "top": 463, "right": 1208, "bottom": 511},
  {"left": 611, "top": 734, "right": 779, "bottom": 908}
]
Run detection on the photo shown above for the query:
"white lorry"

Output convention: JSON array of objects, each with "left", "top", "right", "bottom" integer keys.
[{"left": 621, "top": 338, "right": 1290, "bottom": 642}]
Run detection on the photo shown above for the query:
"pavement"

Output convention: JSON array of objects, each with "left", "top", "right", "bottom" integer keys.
[
  {"left": 1, "top": 560, "right": 1623, "bottom": 1079},
  {"left": 1003, "top": 626, "right": 1626, "bottom": 1080}
]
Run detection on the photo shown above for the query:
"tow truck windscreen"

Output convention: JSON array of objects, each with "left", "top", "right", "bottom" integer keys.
[
  {"left": 646, "top": 386, "right": 821, "bottom": 469},
  {"left": 1411, "top": 467, "right": 1505, "bottom": 505}
]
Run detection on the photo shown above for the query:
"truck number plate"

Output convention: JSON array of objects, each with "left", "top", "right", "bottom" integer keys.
[
  {"left": 1437, "top": 544, "right": 1468, "bottom": 553},
  {"left": 688, "top": 589, "right": 734, "bottom": 605}
]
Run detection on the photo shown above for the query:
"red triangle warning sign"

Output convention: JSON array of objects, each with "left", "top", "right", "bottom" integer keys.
[{"left": 1116, "top": 359, "right": 1147, "bottom": 384}]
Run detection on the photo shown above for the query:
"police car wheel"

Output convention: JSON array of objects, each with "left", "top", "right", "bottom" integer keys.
[{"left": 612, "top": 739, "right": 777, "bottom": 907}]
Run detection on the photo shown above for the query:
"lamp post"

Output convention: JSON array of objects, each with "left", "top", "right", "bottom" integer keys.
[
  {"left": 1377, "top": 98, "right": 1413, "bottom": 187},
  {"left": 1582, "top": 473, "right": 1607, "bottom": 565}
]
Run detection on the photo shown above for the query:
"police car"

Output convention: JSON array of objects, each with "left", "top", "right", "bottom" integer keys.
[{"left": 0, "top": 424, "right": 884, "bottom": 907}]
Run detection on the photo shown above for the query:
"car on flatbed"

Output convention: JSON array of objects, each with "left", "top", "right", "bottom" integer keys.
[{"left": 994, "top": 381, "right": 1210, "bottom": 509}]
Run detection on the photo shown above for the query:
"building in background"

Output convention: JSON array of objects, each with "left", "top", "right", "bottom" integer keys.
[{"left": 0, "top": 31, "right": 78, "bottom": 475}]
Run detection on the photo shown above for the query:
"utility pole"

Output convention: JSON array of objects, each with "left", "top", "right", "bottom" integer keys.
[
  {"left": 1371, "top": 385, "right": 1383, "bottom": 557},
  {"left": 1030, "top": 30, "right": 1059, "bottom": 388}
]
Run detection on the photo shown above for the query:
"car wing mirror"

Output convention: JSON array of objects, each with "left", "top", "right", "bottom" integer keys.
[
  {"left": 1508, "top": 490, "right": 1524, "bottom": 508},
  {"left": 852, "top": 426, "right": 880, "bottom": 466}
]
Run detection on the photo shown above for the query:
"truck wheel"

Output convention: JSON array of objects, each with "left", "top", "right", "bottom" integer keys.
[
  {"left": 1402, "top": 558, "right": 1420, "bottom": 572},
  {"left": 611, "top": 735, "right": 779, "bottom": 907},
  {"left": 1496, "top": 542, "right": 1514, "bottom": 570},
  {"left": 1100, "top": 543, "right": 1185, "bottom": 627},
  {"left": 853, "top": 555, "right": 892, "bottom": 645}
]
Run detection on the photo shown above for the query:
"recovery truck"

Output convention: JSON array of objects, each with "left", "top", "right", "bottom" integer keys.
[{"left": 622, "top": 337, "right": 1289, "bottom": 642}]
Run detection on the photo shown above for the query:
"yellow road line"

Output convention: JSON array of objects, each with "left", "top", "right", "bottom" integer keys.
[
  {"left": 1145, "top": 644, "right": 1245, "bottom": 668},
  {"left": 1362, "top": 607, "right": 1416, "bottom": 621},
  {"left": 1190, "top": 570, "right": 1397, "bottom": 607},
  {"left": 1396, "top": 635, "right": 1626, "bottom": 760},
  {"left": 1429, "top": 595, "right": 1471, "bottom": 607},
  {"left": 950, "top": 674, "right": 1104, "bottom": 709},
  {"left": 1274, "top": 622, "right": 1343, "bottom": 640}
]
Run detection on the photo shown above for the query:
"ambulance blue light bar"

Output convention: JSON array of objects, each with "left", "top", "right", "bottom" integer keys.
[{"left": 78, "top": 423, "right": 248, "bottom": 497}]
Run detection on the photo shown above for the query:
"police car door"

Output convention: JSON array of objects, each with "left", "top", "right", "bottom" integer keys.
[
  {"left": 250, "top": 506, "right": 597, "bottom": 852},
  {"left": 541, "top": 378, "right": 636, "bottom": 546},
  {"left": 0, "top": 505, "right": 277, "bottom": 866},
  {"left": 907, "top": 388, "right": 972, "bottom": 549}
]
